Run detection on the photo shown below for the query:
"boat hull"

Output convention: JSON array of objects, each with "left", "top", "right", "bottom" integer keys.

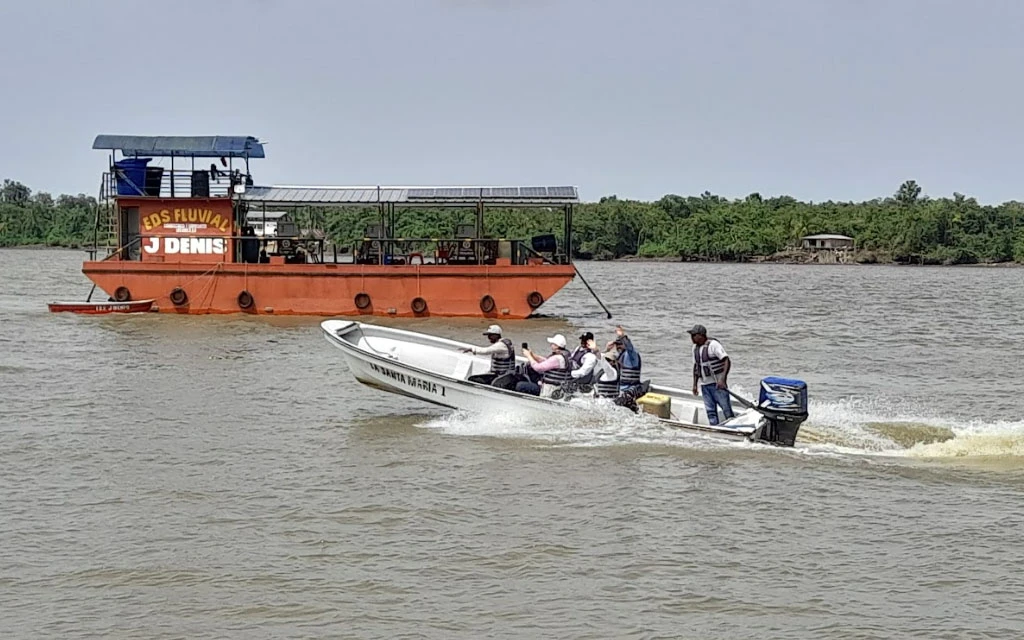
[
  {"left": 82, "top": 261, "right": 574, "bottom": 318},
  {"left": 47, "top": 299, "right": 155, "bottom": 314},
  {"left": 320, "top": 319, "right": 778, "bottom": 444}
]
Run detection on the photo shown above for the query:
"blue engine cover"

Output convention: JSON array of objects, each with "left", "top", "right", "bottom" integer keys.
[{"left": 758, "top": 377, "right": 808, "bottom": 415}]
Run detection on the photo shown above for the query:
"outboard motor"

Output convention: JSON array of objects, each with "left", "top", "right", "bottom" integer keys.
[{"left": 754, "top": 377, "right": 809, "bottom": 447}]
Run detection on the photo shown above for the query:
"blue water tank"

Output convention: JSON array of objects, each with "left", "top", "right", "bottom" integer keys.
[
  {"left": 113, "top": 158, "right": 152, "bottom": 195},
  {"left": 758, "top": 377, "right": 808, "bottom": 415}
]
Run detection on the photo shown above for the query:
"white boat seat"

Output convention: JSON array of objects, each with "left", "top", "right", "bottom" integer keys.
[{"left": 451, "top": 357, "right": 474, "bottom": 380}]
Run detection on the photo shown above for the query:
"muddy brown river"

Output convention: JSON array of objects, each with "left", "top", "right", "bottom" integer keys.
[{"left": 2, "top": 248, "right": 1022, "bottom": 638}]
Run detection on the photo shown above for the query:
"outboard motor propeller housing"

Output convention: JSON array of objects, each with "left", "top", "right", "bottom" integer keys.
[{"left": 755, "top": 377, "right": 809, "bottom": 446}]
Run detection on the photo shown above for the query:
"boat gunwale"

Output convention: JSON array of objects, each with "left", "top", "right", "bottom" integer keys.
[{"left": 81, "top": 262, "right": 577, "bottom": 277}]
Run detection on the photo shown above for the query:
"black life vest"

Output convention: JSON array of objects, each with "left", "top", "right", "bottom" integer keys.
[
  {"left": 571, "top": 349, "right": 599, "bottom": 385},
  {"left": 541, "top": 350, "right": 572, "bottom": 386},
  {"left": 693, "top": 339, "right": 727, "bottom": 383},
  {"left": 491, "top": 338, "right": 516, "bottom": 375},
  {"left": 595, "top": 372, "right": 620, "bottom": 398},
  {"left": 612, "top": 336, "right": 642, "bottom": 389},
  {"left": 619, "top": 356, "right": 642, "bottom": 388},
  {"left": 569, "top": 346, "right": 588, "bottom": 366}
]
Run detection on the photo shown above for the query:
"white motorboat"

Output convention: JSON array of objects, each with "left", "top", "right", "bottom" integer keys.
[{"left": 320, "top": 319, "right": 810, "bottom": 447}]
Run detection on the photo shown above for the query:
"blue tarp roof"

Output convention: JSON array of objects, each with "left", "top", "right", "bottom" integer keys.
[{"left": 92, "top": 135, "right": 266, "bottom": 158}]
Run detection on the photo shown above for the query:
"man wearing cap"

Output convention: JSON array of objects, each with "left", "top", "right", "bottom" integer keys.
[
  {"left": 462, "top": 324, "right": 516, "bottom": 386},
  {"left": 593, "top": 347, "right": 621, "bottom": 399},
  {"left": 516, "top": 334, "right": 573, "bottom": 397},
  {"left": 688, "top": 324, "right": 734, "bottom": 425},
  {"left": 568, "top": 332, "right": 599, "bottom": 384},
  {"left": 604, "top": 325, "right": 642, "bottom": 392}
]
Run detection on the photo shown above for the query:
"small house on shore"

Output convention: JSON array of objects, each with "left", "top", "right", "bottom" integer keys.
[
  {"left": 801, "top": 234, "right": 854, "bottom": 251},
  {"left": 245, "top": 211, "right": 295, "bottom": 237}
]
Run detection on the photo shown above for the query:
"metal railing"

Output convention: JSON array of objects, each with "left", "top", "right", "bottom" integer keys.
[
  {"left": 103, "top": 169, "right": 245, "bottom": 199},
  {"left": 346, "top": 237, "right": 568, "bottom": 266},
  {"left": 95, "top": 234, "right": 568, "bottom": 267}
]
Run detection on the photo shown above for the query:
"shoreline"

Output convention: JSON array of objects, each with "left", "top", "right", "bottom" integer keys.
[
  {"left": 3, "top": 244, "right": 1020, "bottom": 267},
  {"left": 1, "top": 244, "right": 87, "bottom": 251},
  {"left": 610, "top": 254, "right": 1024, "bottom": 268}
]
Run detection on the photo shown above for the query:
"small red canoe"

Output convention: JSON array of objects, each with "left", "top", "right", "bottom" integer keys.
[{"left": 48, "top": 299, "right": 156, "bottom": 314}]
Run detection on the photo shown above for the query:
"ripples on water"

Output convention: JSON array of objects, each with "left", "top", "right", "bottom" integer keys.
[{"left": 1, "top": 249, "right": 1023, "bottom": 639}]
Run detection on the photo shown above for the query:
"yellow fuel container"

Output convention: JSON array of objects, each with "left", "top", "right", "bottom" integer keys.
[{"left": 637, "top": 392, "right": 672, "bottom": 419}]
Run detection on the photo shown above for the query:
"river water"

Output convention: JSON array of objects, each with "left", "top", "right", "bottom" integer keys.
[{"left": 2, "top": 248, "right": 1023, "bottom": 639}]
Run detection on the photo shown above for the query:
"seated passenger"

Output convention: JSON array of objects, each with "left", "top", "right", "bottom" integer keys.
[
  {"left": 461, "top": 324, "right": 515, "bottom": 386},
  {"left": 592, "top": 350, "right": 621, "bottom": 399},
  {"left": 568, "top": 332, "right": 598, "bottom": 383},
  {"left": 604, "top": 325, "right": 642, "bottom": 393},
  {"left": 516, "top": 334, "right": 572, "bottom": 397},
  {"left": 565, "top": 334, "right": 599, "bottom": 394}
]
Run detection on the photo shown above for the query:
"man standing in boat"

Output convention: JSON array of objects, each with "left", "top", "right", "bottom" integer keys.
[
  {"left": 688, "top": 324, "right": 735, "bottom": 425},
  {"left": 462, "top": 325, "right": 516, "bottom": 386},
  {"left": 517, "top": 334, "right": 572, "bottom": 398}
]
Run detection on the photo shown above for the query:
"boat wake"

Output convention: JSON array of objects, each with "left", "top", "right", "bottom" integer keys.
[
  {"left": 418, "top": 400, "right": 671, "bottom": 446},
  {"left": 414, "top": 392, "right": 1024, "bottom": 462},
  {"left": 797, "top": 396, "right": 1024, "bottom": 460}
]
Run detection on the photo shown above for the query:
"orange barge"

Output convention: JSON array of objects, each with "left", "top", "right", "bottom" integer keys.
[{"left": 81, "top": 135, "right": 582, "bottom": 318}]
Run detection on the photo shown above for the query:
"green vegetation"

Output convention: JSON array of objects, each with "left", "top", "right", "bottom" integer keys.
[
  {"left": 0, "top": 180, "right": 97, "bottom": 248},
  {"left": 3, "top": 178, "right": 1024, "bottom": 264}
]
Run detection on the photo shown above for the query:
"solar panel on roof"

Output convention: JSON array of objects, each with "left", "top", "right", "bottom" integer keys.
[{"left": 241, "top": 185, "right": 577, "bottom": 205}]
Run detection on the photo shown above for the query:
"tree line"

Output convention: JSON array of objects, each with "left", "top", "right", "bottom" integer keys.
[{"left": 3, "top": 178, "right": 1023, "bottom": 264}]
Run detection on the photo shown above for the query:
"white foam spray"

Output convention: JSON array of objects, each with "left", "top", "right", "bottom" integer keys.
[{"left": 414, "top": 392, "right": 1024, "bottom": 461}]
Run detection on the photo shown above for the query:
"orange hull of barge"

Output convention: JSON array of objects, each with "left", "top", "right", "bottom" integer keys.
[{"left": 81, "top": 261, "right": 575, "bottom": 318}]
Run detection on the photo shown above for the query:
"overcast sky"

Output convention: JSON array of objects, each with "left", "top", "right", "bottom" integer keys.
[{"left": 1, "top": 0, "right": 1022, "bottom": 203}]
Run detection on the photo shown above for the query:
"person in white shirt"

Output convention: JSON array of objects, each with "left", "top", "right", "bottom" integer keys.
[
  {"left": 462, "top": 324, "right": 516, "bottom": 386},
  {"left": 688, "top": 324, "right": 734, "bottom": 425},
  {"left": 592, "top": 348, "right": 621, "bottom": 399},
  {"left": 569, "top": 333, "right": 599, "bottom": 382}
]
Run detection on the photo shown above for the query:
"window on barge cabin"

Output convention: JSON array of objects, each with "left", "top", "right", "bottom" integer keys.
[{"left": 122, "top": 206, "right": 140, "bottom": 260}]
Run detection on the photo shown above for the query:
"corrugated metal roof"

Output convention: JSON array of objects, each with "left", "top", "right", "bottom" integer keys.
[
  {"left": 240, "top": 185, "right": 579, "bottom": 206},
  {"left": 93, "top": 135, "right": 266, "bottom": 158},
  {"left": 245, "top": 210, "right": 290, "bottom": 220},
  {"left": 243, "top": 186, "right": 408, "bottom": 204}
]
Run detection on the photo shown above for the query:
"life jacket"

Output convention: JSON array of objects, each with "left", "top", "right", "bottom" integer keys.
[
  {"left": 693, "top": 338, "right": 727, "bottom": 383},
  {"left": 541, "top": 350, "right": 572, "bottom": 386},
  {"left": 569, "top": 346, "right": 588, "bottom": 367},
  {"left": 595, "top": 372, "right": 620, "bottom": 398},
  {"left": 490, "top": 338, "right": 516, "bottom": 375},
  {"left": 614, "top": 335, "right": 642, "bottom": 389},
  {"left": 572, "top": 349, "right": 599, "bottom": 385},
  {"left": 619, "top": 363, "right": 641, "bottom": 387}
]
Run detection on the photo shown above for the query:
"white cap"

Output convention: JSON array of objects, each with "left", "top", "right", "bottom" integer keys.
[
  {"left": 483, "top": 325, "right": 502, "bottom": 335},
  {"left": 546, "top": 334, "right": 567, "bottom": 348}
]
